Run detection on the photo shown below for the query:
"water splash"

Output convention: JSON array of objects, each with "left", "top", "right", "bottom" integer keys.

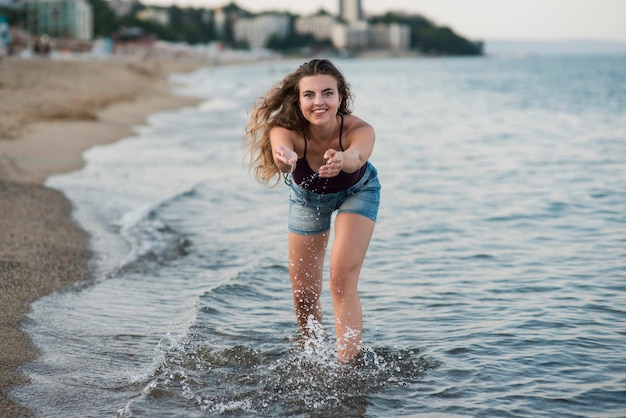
[
  {"left": 294, "top": 170, "right": 330, "bottom": 196},
  {"left": 121, "top": 330, "right": 438, "bottom": 417}
]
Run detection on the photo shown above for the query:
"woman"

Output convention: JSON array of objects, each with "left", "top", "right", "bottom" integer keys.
[{"left": 244, "top": 59, "right": 381, "bottom": 363}]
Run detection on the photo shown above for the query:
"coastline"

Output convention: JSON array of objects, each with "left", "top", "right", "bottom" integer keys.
[{"left": 0, "top": 56, "right": 206, "bottom": 416}]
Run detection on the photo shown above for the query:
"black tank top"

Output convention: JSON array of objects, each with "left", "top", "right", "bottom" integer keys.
[{"left": 291, "top": 115, "right": 367, "bottom": 193}]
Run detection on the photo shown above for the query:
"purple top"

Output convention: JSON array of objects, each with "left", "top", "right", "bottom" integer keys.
[{"left": 291, "top": 115, "right": 367, "bottom": 194}]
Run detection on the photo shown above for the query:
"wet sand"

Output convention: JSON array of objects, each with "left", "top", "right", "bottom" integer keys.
[{"left": 0, "top": 56, "right": 206, "bottom": 416}]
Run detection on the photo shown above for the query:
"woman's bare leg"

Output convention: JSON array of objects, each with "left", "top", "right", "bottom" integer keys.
[
  {"left": 288, "top": 231, "right": 329, "bottom": 337},
  {"left": 329, "top": 213, "right": 375, "bottom": 363}
]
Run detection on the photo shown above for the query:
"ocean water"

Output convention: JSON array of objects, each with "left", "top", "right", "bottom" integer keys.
[{"left": 12, "top": 55, "right": 626, "bottom": 417}]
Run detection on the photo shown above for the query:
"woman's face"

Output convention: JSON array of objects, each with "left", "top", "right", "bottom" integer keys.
[{"left": 298, "top": 74, "right": 342, "bottom": 126}]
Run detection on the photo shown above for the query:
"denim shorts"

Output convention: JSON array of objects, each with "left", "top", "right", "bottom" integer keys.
[{"left": 288, "top": 162, "right": 381, "bottom": 235}]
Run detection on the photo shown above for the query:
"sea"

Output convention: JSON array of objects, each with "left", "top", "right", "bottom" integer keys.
[{"left": 11, "top": 54, "right": 626, "bottom": 417}]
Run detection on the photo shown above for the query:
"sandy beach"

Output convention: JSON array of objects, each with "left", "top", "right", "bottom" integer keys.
[{"left": 0, "top": 55, "right": 206, "bottom": 416}]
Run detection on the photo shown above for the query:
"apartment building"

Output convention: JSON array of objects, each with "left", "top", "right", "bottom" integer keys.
[
  {"left": 231, "top": 0, "right": 410, "bottom": 53},
  {"left": 294, "top": 13, "right": 335, "bottom": 41},
  {"left": 21, "top": 0, "right": 92, "bottom": 40},
  {"left": 370, "top": 23, "right": 411, "bottom": 51},
  {"left": 234, "top": 13, "right": 290, "bottom": 49}
]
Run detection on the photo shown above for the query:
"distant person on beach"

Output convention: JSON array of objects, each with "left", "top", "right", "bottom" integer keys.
[{"left": 244, "top": 59, "right": 381, "bottom": 363}]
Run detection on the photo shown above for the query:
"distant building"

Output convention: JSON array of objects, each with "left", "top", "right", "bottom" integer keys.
[
  {"left": 213, "top": 7, "right": 226, "bottom": 37},
  {"left": 370, "top": 23, "right": 411, "bottom": 51},
  {"left": 332, "top": 0, "right": 411, "bottom": 52},
  {"left": 213, "top": 0, "right": 413, "bottom": 54},
  {"left": 136, "top": 7, "right": 169, "bottom": 27},
  {"left": 234, "top": 13, "right": 290, "bottom": 49},
  {"left": 339, "top": 0, "right": 363, "bottom": 24},
  {"left": 21, "top": 0, "right": 93, "bottom": 40},
  {"left": 332, "top": 20, "right": 368, "bottom": 51},
  {"left": 106, "top": 0, "right": 136, "bottom": 18},
  {"left": 294, "top": 13, "right": 336, "bottom": 41}
]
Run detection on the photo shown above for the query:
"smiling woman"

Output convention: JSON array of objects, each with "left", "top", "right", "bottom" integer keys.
[{"left": 244, "top": 59, "right": 381, "bottom": 363}]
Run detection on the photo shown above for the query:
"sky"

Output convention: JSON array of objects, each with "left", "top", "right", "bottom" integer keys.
[{"left": 142, "top": 0, "right": 626, "bottom": 42}]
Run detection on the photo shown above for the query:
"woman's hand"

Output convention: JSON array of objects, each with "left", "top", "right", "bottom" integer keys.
[
  {"left": 274, "top": 145, "right": 298, "bottom": 172},
  {"left": 318, "top": 149, "right": 344, "bottom": 178}
]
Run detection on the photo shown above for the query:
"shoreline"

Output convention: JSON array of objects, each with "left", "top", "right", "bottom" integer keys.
[{"left": 0, "top": 56, "right": 206, "bottom": 416}]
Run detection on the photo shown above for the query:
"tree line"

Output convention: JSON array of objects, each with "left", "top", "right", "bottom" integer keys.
[{"left": 1, "top": 1, "right": 482, "bottom": 55}]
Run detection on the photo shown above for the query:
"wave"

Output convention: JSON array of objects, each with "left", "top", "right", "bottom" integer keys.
[
  {"left": 111, "top": 185, "right": 202, "bottom": 276},
  {"left": 198, "top": 97, "right": 240, "bottom": 113}
]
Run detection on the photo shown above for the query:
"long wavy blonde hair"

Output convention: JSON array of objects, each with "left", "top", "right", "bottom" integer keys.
[{"left": 244, "top": 59, "right": 353, "bottom": 186}]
